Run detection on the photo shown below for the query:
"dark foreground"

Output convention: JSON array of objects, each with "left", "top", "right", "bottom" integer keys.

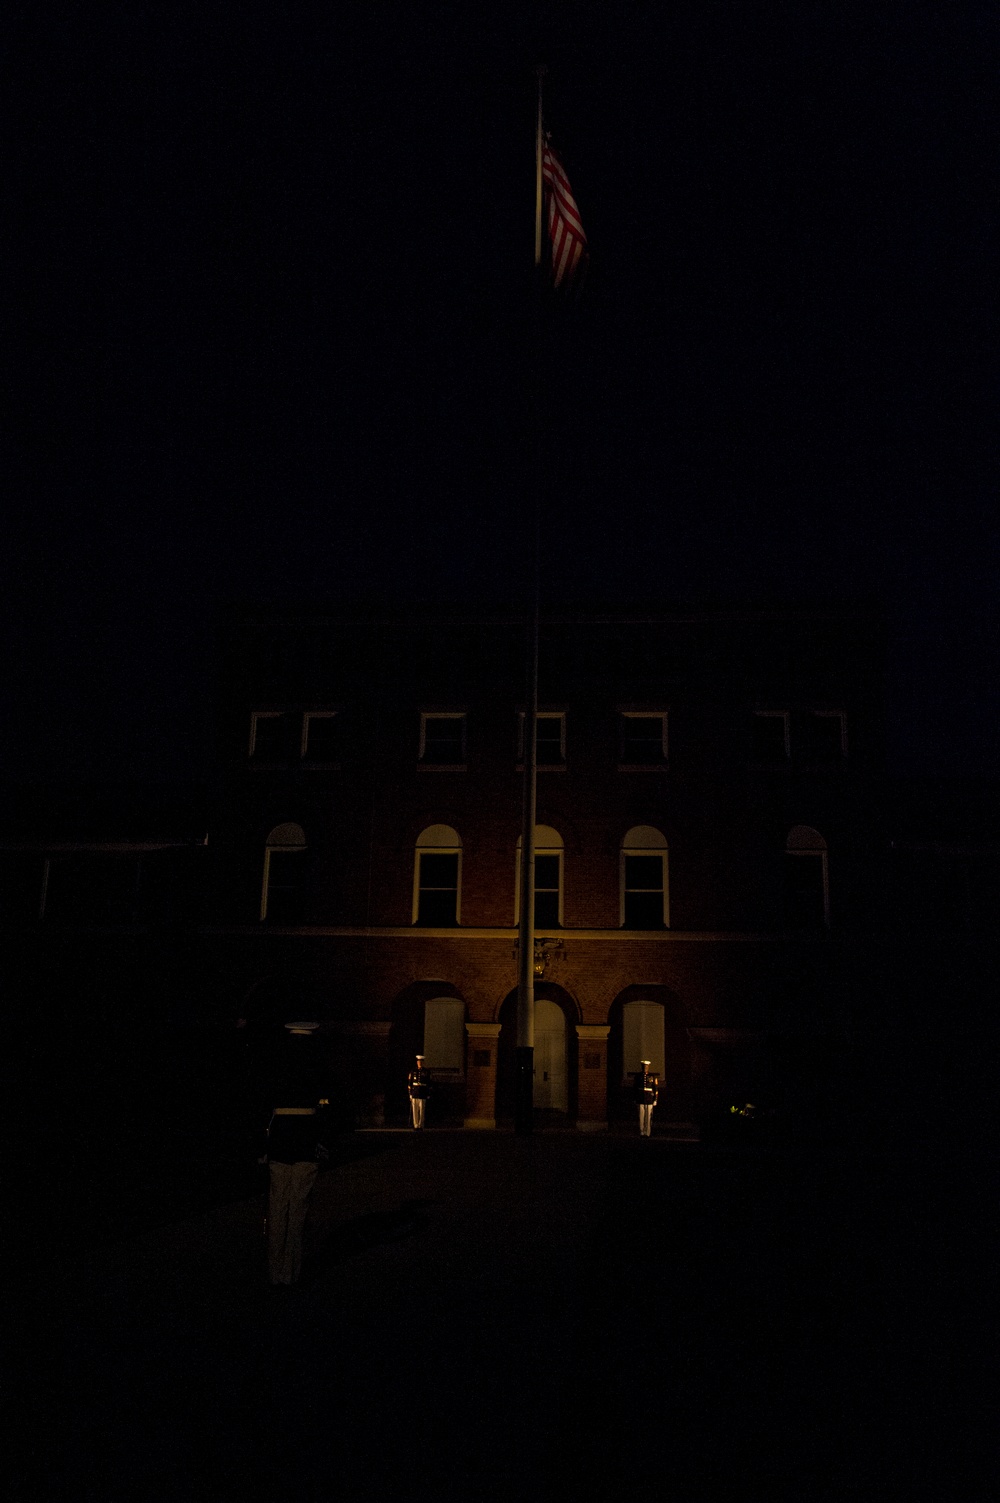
[{"left": 8, "top": 1132, "right": 991, "bottom": 1502}]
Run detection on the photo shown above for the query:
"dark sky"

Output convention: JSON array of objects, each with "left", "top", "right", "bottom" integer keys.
[{"left": 7, "top": 1, "right": 997, "bottom": 781}]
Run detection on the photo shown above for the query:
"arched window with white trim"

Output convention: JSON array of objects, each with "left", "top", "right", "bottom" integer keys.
[
  {"left": 413, "top": 826, "right": 462, "bottom": 926},
  {"left": 261, "top": 822, "right": 307, "bottom": 923},
  {"left": 785, "top": 825, "right": 829, "bottom": 929},
  {"left": 515, "top": 825, "right": 564, "bottom": 928},
  {"left": 620, "top": 826, "right": 669, "bottom": 928}
]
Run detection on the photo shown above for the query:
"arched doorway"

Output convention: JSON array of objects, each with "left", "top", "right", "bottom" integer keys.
[
  {"left": 496, "top": 984, "right": 579, "bottom": 1124},
  {"left": 607, "top": 986, "right": 693, "bottom": 1124},
  {"left": 387, "top": 983, "right": 467, "bottom": 1126}
]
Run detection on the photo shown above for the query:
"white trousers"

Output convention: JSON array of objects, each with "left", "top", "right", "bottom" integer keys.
[
  {"left": 638, "top": 1104, "right": 655, "bottom": 1137},
  {"left": 410, "top": 1097, "right": 426, "bottom": 1129},
  {"left": 267, "top": 1160, "right": 319, "bottom": 1284}
]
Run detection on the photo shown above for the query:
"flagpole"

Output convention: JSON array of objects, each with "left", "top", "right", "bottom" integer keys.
[
  {"left": 534, "top": 66, "right": 545, "bottom": 267},
  {"left": 514, "top": 65, "right": 547, "bottom": 1136}
]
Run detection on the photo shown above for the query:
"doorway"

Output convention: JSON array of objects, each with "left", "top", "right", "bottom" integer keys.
[{"left": 607, "top": 986, "right": 694, "bottom": 1123}]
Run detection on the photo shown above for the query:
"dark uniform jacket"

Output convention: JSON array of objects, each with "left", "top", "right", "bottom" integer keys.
[
  {"left": 262, "top": 1039, "right": 332, "bottom": 1163},
  {"left": 633, "top": 1070, "right": 660, "bottom": 1105},
  {"left": 407, "top": 1068, "right": 431, "bottom": 1101},
  {"left": 266, "top": 1105, "right": 331, "bottom": 1165}
]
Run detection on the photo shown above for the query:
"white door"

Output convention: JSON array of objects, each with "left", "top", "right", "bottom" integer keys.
[
  {"left": 622, "top": 1000, "right": 665, "bottom": 1084},
  {"left": 533, "top": 998, "right": 568, "bottom": 1110}
]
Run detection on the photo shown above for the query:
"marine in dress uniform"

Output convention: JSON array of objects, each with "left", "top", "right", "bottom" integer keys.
[
  {"left": 407, "top": 1055, "right": 431, "bottom": 1129},
  {"left": 634, "top": 1059, "right": 659, "bottom": 1137},
  {"left": 264, "top": 1022, "right": 331, "bottom": 1285}
]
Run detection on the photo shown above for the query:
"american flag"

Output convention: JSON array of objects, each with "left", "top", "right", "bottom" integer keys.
[{"left": 541, "top": 136, "right": 589, "bottom": 290}]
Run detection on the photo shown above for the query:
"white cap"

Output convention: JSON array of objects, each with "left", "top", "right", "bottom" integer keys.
[
  {"left": 640, "top": 1059, "right": 651, "bottom": 1066},
  {"left": 285, "top": 1021, "right": 319, "bottom": 1035}
]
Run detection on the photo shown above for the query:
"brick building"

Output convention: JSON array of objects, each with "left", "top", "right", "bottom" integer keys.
[{"left": 203, "top": 602, "right": 887, "bottom": 1130}]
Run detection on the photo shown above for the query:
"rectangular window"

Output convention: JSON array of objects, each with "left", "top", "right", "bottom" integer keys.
[
  {"left": 619, "top": 713, "right": 667, "bottom": 767},
  {"left": 517, "top": 713, "right": 566, "bottom": 767},
  {"left": 302, "top": 712, "right": 339, "bottom": 762},
  {"left": 419, "top": 713, "right": 466, "bottom": 766},
  {"left": 534, "top": 853, "right": 561, "bottom": 927},
  {"left": 250, "top": 712, "right": 290, "bottom": 762},
  {"left": 751, "top": 712, "right": 790, "bottom": 762},
  {"left": 801, "top": 711, "right": 846, "bottom": 763},
  {"left": 623, "top": 854, "right": 666, "bottom": 928},
  {"left": 416, "top": 852, "right": 459, "bottom": 925}
]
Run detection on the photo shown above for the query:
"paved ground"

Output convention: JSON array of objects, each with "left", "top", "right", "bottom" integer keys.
[{"left": 8, "top": 1130, "right": 991, "bottom": 1502}]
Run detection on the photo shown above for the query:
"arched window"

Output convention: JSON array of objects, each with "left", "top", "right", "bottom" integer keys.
[
  {"left": 785, "top": 825, "right": 829, "bottom": 929},
  {"left": 620, "top": 826, "right": 669, "bottom": 928},
  {"left": 261, "top": 822, "right": 307, "bottom": 923},
  {"left": 413, "top": 826, "right": 462, "bottom": 926},
  {"left": 514, "top": 825, "right": 564, "bottom": 928}
]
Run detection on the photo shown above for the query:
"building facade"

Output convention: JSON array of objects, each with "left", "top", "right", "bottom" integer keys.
[{"left": 202, "top": 603, "right": 887, "bottom": 1130}]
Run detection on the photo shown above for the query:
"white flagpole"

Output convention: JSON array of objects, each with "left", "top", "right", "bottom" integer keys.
[{"left": 514, "top": 65, "right": 547, "bottom": 1135}]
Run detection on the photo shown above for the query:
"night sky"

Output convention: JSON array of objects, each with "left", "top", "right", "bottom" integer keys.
[{"left": 7, "top": 1, "right": 997, "bottom": 782}]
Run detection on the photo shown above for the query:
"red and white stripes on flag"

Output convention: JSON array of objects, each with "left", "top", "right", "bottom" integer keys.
[{"left": 541, "top": 136, "right": 589, "bottom": 290}]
